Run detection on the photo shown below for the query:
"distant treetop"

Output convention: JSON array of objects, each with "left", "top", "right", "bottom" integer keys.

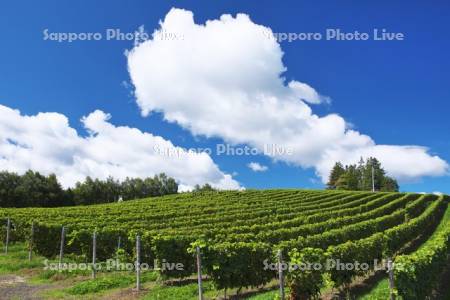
[{"left": 327, "top": 157, "right": 399, "bottom": 192}]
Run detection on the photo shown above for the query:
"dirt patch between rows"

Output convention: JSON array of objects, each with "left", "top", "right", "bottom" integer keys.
[{"left": 0, "top": 275, "right": 50, "bottom": 300}]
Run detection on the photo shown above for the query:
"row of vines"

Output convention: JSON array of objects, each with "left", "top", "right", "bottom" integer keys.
[{"left": 0, "top": 190, "right": 448, "bottom": 299}]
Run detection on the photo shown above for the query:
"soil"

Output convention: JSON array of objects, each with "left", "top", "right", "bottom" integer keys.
[{"left": 0, "top": 275, "right": 50, "bottom": 300}]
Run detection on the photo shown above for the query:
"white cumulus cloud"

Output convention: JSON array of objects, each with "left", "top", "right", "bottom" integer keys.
[
  {"left": 0, "top": 104, "right": 240, "bottom": 190},
  {"left": 247, "top": 162, "right": 268, "bottom": 172},
  {"left": 127, "top": 8, "right": 448, "bottom": 183}
]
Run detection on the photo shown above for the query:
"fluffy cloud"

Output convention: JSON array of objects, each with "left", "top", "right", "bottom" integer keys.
[
  {"left": 0, "top": 105, "right": 240, "bottom": 190},
  {"left": 127, "top": 8, "right": 448, "bottom": 182},
  {"left": 247, "top": 162, "right": 268, "bottom": 172}
]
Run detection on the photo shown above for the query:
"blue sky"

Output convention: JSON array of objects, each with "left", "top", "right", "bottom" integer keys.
[{"left": 0, "top": 0, "right": 449, "bottom": 193}]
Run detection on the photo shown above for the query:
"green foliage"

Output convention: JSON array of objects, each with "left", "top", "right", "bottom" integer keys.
[
  {"left": 120, "top": 173, "right": 178, "bottom": 201},
  {"left": 193, "top": 183, "right": 217, "bottom": 193},
  {"left": 0, "top": 189, "right": 446, "bottom": 297},
  {"left": 0, "top": 170, "right": 178, "bottom": 207},
  {"left": 335, "top": 173, "right": 353, "bottom": 190},
  {"left": 66, "top": 275, "right": 135, "bottom": 295},
  {"left": 327, "top": 162, "right": 345, "bottom": 189},
  {"left": 327, "top": 233, "right": 384, "bottom": 291},
  {"left": 336, "top": 165, "right": 360, "bottom": 190},
  {"left": 73, "top": 173, "right": 178, "bottom": 205},
  {"left": 0, "top": 170, "right": 69, "bottom": 207},
  {"left": 324, "top": 195, "right": 446, "bottom": 293},
  {"left": 286, "top": 247, "right": 327, "bottom": 299},
  {"left": 358, "top": 278, "right": 390, "bottom": 300},
  {"left": 384, "top": 196, "right": 446, "bottom": 256},
  {"left": 142, "top": 281, "right": 214, "bottom": 300},
  {"left": 0, "top": 171, "right": 21, "bottom": 207},
  {"left": 152, "top": 235, "right": 196, "bottom": 279},
  {"left": 394, "top": 200, "right": 450, "bottom": 299},
  {"left": 202, "top": 241, "right": 275, "bottom": 290},
  {"left": 329, "top": 157, "right": 399, "bottom": 192},
  {"left": 33, "top": 223, "right": 65, "bottom": 258},
  {"left": 381, "top": 176, "right": 399, "bottom": 192}
]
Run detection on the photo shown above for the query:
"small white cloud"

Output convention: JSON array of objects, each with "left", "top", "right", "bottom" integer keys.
[
  {"left": 288, "top": 81, "right": 330, "bottom": 104},
  {"left": 247, "top": 162, "right": 268, "bottom": 172},
  {"left": 433, "top": 191, "right": 443, "bottom": 196}
]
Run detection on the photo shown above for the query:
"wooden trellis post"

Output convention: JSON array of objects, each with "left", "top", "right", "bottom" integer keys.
[
  {"left": 278, "top": 249, "right": 285, "bottom": 300},
  {"left": 388, "top": 258, "right": 395, "bottom": 300},
  {"left": 92, "top": 231, "right": 97, "bottom": 279},
  {"left": 196, "top": 246, "right": 204, "bottom": 300},
  {"left": 136, "top": 235, "right": 141, "bottom": 291},
  {"left": 5, "top": 218, "right": 10, "bottom": 254},
  {"left": 58, "top": 226, "right": 65, "bottom": 270},
  {"left": 28, "top": 222, "right": 34, "bottom": 261}
]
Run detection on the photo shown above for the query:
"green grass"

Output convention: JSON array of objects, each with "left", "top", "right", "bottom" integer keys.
[
  {"left": 37, "top": 268, "right": 91, "bottom": 281},
  {"left": 358, "top": 279, "right": 390, "bottom": 300},
  {"left": 140, "top": 280, "right": 277, "bottom": 300},
  {"left": 0, "top": 243, "right": 45, "bottom": 273},
  {"left": 142, "top": 281, "right": 215, "bottom": 300},
  {"left": 66, "top": 271, "right": 158, "bottom": 295},
  {"left": 246, "top": 289, "right": 279, "bottom": 299},
  {"left": 0, "top": 242, "right": 93, "bottom": 281},
  {"left": 0, "top": 242, "right": 161, "bottom": 299},
  {"left": 66, "top": 275, "right": 134, "bottom": 295}
]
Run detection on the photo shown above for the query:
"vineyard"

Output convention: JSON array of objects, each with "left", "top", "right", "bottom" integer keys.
[{"left": 0, "top": 189, "right": 449, "bottom": 299}]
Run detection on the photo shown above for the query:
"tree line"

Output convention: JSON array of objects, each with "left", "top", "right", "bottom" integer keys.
[
  {"left": 0, "top": 170, "right": 178, "bottom": 207},
  {"left": 327, "top": 157, "right": 399, "bottom": 192}
]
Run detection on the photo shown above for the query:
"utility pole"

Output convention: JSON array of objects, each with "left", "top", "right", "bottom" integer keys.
[{"left": 371, "top": 165, "right": 375, "bottom": 192}]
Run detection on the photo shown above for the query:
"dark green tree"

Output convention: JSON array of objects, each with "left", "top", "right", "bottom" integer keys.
[
  {"left": 344, "top": 165, "right": 360, "bottom": 191},
  {"left": 0, "top": 171, "right": 21, "bottom": 207},
  {"left": 381, "top": 176, "right": 399, "bottom": 192},
  {"left": 361, "top": 157, "right": 385, "bottom": 191},
  {"left": 327, "top": 162, "right": 345, "bottom": 189},
  {"left": 15, "top": 171, "right": 66, "bottom": 207},
  {"left": 357, "top": 157, "right": 366, "bottom": 190},
  {"left": 335, "top": 173, "right": 352, "bottom": 190},
  {"left": 0, "top": 170, "right": 178, "bottom": 207},
  {"left": 194, "top": 183, "right": 216, "bottom": 193},
  {"left": 330, "top": 157, "right": 399, "bottom": 192}
]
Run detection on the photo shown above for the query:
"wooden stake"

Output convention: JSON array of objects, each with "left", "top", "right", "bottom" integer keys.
[
  {"left": 116, "top": 236, "right": 121, "bottom": 262},
  {"left": 278, "top": 250, "right": 285, "bottom": 300},
  {"left": 5, "top": 218, "right": 10, "bottom": 254},
  {"left": 59, "top": 226, "right": 65, "bottom": 270},
  {"left": 388, "top": 258, "right": 395, "bottom": 300},
  {"left": 28, "top": 222, "right": 34, "bottom": 261},
  {"left": 92, "top": 231, "right": 97, "bottom": 279},
  {"left": 196, "top": 246, "right": 203, "bottom": 300},
  {"left": 136, "top": 235, "right": 141, "bottom": 291}
]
